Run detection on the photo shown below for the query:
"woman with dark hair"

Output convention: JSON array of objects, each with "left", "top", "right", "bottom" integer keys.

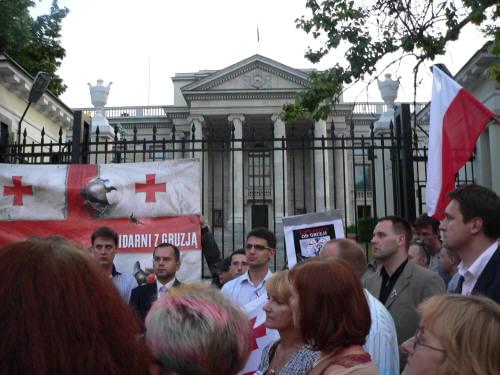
[
  {"left": 0, "top": 237, "right": 150, "bottom": 375},
  {"left": 289, "top": 258, "right": 378, "bottom": 375}
]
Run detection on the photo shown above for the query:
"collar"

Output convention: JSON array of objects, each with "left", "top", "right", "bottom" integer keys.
[
  {"left": 380, "top": 258, "right": 408, "bottom": 279},
  {"left": 458, "top": 242, "right": 497, "bottom": 279},
  {"left": 156, "top": 278, "right": 176, "bottom": 292},
  {"left": 240, "top": 269, "right": 273, "bottom": 285}
]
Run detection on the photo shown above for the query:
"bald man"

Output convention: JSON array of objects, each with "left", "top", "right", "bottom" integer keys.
[{"left": 320, "top": 239, "right": 399, "bottom": 375}]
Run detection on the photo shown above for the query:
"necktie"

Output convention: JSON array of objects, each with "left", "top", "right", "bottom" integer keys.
[
  {"left": 455, "top": 275, "right": 465, "bottom": 294},
  {"left": 158, "top": 285, "right": 167, "bottom": 298}
]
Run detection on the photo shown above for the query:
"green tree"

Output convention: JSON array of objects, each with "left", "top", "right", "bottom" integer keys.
[
  {"left": 283, "top": 0, "right": 499, "bottom": 121},
  {"left": 0, "top": 0, "right": 69, "bottom": 96}
]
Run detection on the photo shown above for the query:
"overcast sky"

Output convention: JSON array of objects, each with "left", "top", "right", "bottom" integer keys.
[{"left": 33, "top": 0, "right": 488, "bottom": 109}]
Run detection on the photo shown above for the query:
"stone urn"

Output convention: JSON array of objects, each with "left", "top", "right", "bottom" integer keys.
[
  {"left": 88, "top": 79, "right": 113, "bottom": 135},
  {"left": 374, "top": 73, "right": 400, "bottom": 133}
]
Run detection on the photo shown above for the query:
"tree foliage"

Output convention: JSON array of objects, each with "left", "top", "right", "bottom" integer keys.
[
  {"left": 283, "top": 0, "right": 499, "bottom": 121},
  {"left": 0, "top": 0, "right": 69, "bottom": 96}
]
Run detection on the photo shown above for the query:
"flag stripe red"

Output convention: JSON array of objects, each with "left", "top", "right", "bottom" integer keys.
[{"left": 434, "top": 88, "right": 493, "bottom": 219}]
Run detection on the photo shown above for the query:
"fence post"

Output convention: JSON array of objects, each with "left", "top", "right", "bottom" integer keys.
[
  {"left": 394, "top": 104, "right": 417, "bottom": 223},
  {"left": 71, "top": 111, "right": 91, "bottom": 164}
]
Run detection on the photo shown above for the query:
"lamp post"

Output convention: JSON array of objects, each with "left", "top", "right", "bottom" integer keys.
[{"left": 17, "top": 71, "right": 52, "bottom": 147}]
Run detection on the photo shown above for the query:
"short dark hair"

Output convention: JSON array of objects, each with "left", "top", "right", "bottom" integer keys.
[
  {"left": 377, "top": 216, "right": 413, "bottom": 249},
  {"left": 229, "top": 248, "right": 246, "bottom": 263},
  {"left": 91, "top": 227, "right": 118, "bottom": 247},
  {"left": 246, "top": 228, "right": 276, "bottom": 249},
  {"left": 412, "top": 240, "right": 431, "bottom": 266},
  {"left": 289, "top": 258, "right": 371, "bottom": 352},
  {"left": 154, "top": 243, "right": 180, "bottom": 261},
  {"left": 414, "top": 214, "right": 440, "bottom": 234},
  {"left": 448, "top": 184, "right": 500, "bottom": 239}
]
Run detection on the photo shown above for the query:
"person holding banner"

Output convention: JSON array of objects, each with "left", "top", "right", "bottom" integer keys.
[
  {"left": 289, "top": 258, "right": 378, "bottom": 375},
  {"left": 257, "top": 270, "right": 319, "bottom": 375},
  {"left": 221, "top": 228, "right": 279, "bottom": 373},
  {"left": 0, "top": 237, "right": 150, "bottom": 375},
  {"left": 90, "top": 226, "right": 138, "bottom": 302}
]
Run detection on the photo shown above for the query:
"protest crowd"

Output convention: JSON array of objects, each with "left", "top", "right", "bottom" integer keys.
[{"left": 0, "top": 182, "right": 498, "bottom": 375}]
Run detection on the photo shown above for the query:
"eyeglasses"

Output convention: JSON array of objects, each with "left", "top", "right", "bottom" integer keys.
[
  {"left": 412, "top": 328, "right": 446, "bottom": 353},
  {"left": 245, "top": 243, "right": 272, "bottom": 251}
]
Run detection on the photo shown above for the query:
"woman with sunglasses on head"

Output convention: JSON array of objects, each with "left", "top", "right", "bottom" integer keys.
[
  {"left": 257, "top": 270, "right": 319, "bottom": 375},
  {"left": 401, "top": 294, "right": 500, "bottom": 375},
  {"left": 289, "top": 258, "right": 378, "bottom": 375}
]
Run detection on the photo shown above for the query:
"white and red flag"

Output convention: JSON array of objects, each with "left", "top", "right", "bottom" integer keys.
[
  {"left": 240, "top": 294, "right": 279, "bottom": 375},
  {"left": 0, "top": 160, "right": 202, "bottom": 280},
  {"left": 426, "top": 66, "right": 494, "bottom": 219}
]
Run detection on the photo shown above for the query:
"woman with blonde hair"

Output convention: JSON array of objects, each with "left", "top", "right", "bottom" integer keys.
[
  {"left": 402, "top": 294, "right": 500, "bottom": 375},
  {"left": 257, "top": 270, "right": 319, "bottom": 374}
]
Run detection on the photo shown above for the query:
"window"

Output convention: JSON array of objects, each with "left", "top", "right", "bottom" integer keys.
[
  {"left": 149, "top": 144, "right": 172, "bottom": 161},
  {"left": 248, "top": 150, "right": 271, "bottom": 190},
  {"left": 357, "top": 205, "right": 372, "bottom": 219},
  {"left": 354, "top": 164, "right": 372, "bottom": 190},
  {"left": 212, "top": 209, "right": 224, "bottom": 227}
]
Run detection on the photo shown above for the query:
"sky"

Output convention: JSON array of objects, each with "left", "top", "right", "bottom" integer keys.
[{"left": 33, "top": 0, "right": 489, "bottom": 109}]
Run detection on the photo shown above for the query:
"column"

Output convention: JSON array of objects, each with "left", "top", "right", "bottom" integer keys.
[
  {"left": 373, "top": 127, "right": 395, "bottom": 217},
  {"left": 314, "top": 119, "right": 330, "bottom": 211},
  {"left": 227, "top": 115, "right": 244, "bottom": 226},
  {"left": 272, "top": 114, "right": 288, "bottom": 221}
]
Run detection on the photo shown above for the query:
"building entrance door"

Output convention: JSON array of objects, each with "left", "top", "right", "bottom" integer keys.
[{"left": 251, "top": 205, "right": 268, "bottom": 229}]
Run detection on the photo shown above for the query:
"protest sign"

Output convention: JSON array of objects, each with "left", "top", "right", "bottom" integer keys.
[{"left": 283, "top": 210, "right": 345, "bottom": 268}]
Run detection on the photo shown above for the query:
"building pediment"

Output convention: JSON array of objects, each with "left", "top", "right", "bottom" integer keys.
[{"left": 181, "top": 55, "right": 310, "bottom": 103}]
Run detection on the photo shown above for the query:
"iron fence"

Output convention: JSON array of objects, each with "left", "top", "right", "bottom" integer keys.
[{"left": 1, "top": 107, "right": 475, "bottom": 274}]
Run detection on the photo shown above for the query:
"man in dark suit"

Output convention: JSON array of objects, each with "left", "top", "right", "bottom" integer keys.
[
  {"left": 364, "top": 216, "right": 445, "bottom": 371},
  {"left": 130, "top": 243, "right": 181, "bottom": 321},
  {"left": 441, "top": 184, "right": 500, "bottom": 303}
]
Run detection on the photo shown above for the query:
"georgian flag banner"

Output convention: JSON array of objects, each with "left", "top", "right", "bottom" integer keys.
[
  {"left": 426, "top": 66, "right": 494, "bottom": 219},
  {"left": 240, "top": 294, "right": 279, "bottom": 375},
  {"left": 0, "top": 160, "right": 202, "bottom": 281}
]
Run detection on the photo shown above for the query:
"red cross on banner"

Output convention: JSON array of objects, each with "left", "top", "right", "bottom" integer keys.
[
  {"left": 248, "top": 316, "right": 268, "bottom": 350},
  {"left": 3, "top": 176, "right": 32, "bottom": 206},
  {"left": 135, "top": 174, "right": 166, "bottom": 203},
  {"left": 0, "top": 161, "right": 201, "bottom": 255}
]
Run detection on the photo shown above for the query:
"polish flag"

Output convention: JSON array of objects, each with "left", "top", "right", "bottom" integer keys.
[{"left": 426, "top": 66, "right": 494, "bottom": 219}]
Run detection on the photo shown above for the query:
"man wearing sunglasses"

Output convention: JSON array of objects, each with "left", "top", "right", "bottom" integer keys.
[{"left": 221, "top": 227, "right": 276, "bottom": 306}]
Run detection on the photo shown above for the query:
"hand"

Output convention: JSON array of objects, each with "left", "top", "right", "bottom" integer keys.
[{"left": 199, "top": 215, "right": 209, "bottom": 230}]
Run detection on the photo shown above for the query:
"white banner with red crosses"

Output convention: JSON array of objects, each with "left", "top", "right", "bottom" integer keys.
[{"left": 0, "top": 160, "right": 202, "bottom": 280}]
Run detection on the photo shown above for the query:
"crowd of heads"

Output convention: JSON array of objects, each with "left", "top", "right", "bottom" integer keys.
[{"left": 1, "top": 183, "right": 498, "bottom": 375}]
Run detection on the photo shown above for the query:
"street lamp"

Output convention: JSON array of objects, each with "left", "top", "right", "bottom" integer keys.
[{"left": 17, "top": 71, "right": 52, "bottom": 146}]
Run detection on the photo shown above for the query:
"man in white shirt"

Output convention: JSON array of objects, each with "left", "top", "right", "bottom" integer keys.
[
  {"left": 90, "top": 227, "right": 138, "bottom": 302},
  {"left": 222, "top": 228, "right": 276, "bottom": 306},
  {"left": 320, "top": 239, "right": 400, "bottom": 375},
  {"left": 440, "top": 184, "right": 500, "bottom": 303},
  {"left": 130, "top": 243, "right": 181, "bottom": 321}
]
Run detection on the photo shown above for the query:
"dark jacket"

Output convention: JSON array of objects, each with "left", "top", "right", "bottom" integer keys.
[{"left": 129, "top": 279, "right": 181, "bottom": 322}]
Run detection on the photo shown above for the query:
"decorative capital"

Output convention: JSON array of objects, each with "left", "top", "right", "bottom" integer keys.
[{"left": 228, "top": 114, "right": 245, "bottom": 124}]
